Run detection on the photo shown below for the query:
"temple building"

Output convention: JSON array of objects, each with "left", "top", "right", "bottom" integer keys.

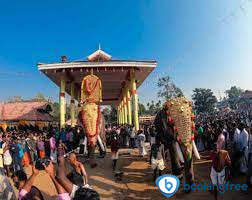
[
  {"left": 38, "top": 48, "right": 157, "bottom": 130},
  {"left": 0, "top": 101, "right": 54, "bottom": 131}
]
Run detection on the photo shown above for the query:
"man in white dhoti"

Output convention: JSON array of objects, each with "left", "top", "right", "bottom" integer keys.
[
  {"left": 150, "top": 138, "right": 165, "bottom": 181},
  {"left": 137, "top": 130, "right": 147, "bottom": 157},
  {"left": 209, "top": 145, "right": 231, "bottom": 200}
]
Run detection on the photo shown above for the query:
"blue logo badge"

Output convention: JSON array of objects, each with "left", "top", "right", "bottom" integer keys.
[{"left": 155, "top": 174, "right": 180, "bottom": 198}]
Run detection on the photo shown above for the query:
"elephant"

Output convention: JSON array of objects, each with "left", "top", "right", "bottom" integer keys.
[
  {"left": 154, "top": 97, "right": 199, "bottom": 186},
  {"left": 77, "top": 102, "right": 106, "bottom": 168}
]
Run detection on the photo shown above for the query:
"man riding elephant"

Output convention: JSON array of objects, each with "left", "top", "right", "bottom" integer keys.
[{"left": 154, "top": 97, "right": 200, "bottom": 188}]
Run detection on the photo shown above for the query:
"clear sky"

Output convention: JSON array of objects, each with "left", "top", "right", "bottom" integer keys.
[{"left": 0, "top": 0, "right": 251, "bottom": 104}]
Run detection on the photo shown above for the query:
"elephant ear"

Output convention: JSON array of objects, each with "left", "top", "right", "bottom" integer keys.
[{"left": 165, "top": 97, "right": 195, "bottom": 145}]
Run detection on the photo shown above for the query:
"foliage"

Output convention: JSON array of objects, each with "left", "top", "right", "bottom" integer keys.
[
  {"left": 225, "top": 86, "right": 243, "bottom": 99},
  {"left": 30, "top": 92, "right": 47, "bottom": 102},
  {"left": 146, "top": 100, "right": 162, "bottom": 115},
  {"left": 51, "top": 102, "right": 60, "bottom": 121},
  {"left": 225, "top": 86, "right": 244, "bottom": 109},
  {"left": 7, "top": 96, "right": 23, "bottom": 103},
  {"left": 192, "top": 88, "right": 217, "bottom": 113},
  {"left": 157, "top": 75, "right": 184, "bottom": 100},
  {"left": 138, "top": 100, "right": 162, "bottom": 116},
  {"left": 102, "top": 105, "right": 117, "bottom": 124},
  {"left": 138, "top": 103, "right": 147, "bottom": 116}
]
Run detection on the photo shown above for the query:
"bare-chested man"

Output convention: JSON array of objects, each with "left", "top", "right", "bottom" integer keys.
[{"left": 68, "top": 153, "right": 88, "bottom": 186}]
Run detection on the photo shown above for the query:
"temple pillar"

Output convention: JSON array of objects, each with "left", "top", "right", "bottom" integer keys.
[
  {"left": 130, "top": 69, "right": 139, "bottom": 131},
  {"left": 60, "top": 76, "right": 66, "bottom": 130},
  {"left": 70, "top": 82, "right": 75, "bottom": 127},
  {"left": 126, "top": 86, "right": 132, "bottom": 125},
  {"left": 121, "top": 101, "right": 125, "bottom": 124},
  {"left": 123, "top": 90, "right": 128, "bottom": 124},
  {"left": 119, "top": 105, "right": 122, "bottom": 124}
]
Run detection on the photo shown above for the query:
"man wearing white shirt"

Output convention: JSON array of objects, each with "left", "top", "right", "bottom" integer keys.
[
  {"left": 233, "top": 124, "right": 240, "bottom": 150},
  {"left": 231, "top": 123, "right": 241, "bottom": 175},
  {"left": 239, "top": 126, "right": 249, "bottom": 152},
  {"left": 238, "top": 123, "right": 249, "bottom": 174}
]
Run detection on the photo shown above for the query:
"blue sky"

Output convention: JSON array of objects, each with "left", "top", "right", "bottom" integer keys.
[{"left": 0, "top": 0, "right": 251, "bottom": 105}]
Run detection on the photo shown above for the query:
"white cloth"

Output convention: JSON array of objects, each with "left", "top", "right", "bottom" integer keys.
[
  {"left": 217, "top": 133, "right": 225, "bottom": 150},
  {"left": 0, "top": 148, "right": 3, "bottom": 168},
  {"left": 239, "top": 129, "right": 249, "bottom": 151},
  {"left": 151, "top": 158, "right": 165, "bottom": 170},
  {"left": 150, "top": 137, "right": 156, "bottom": 146},
  {"left": 138, "top": 134, "right": 147, "bottom": 156},
  {"left": 70, "top": 184, "right": 92, "bottom": 199},
  {"left": 2, "top": 143, "right": 12, "bottom": 166},
  {"left": 234, "top": 128, "right": 240, "bottom": 144},
  {"left": 210, "top": 166, "right": 226, "bottom": 185},
  {"left": 50, "top": 150, "right": 57, "bottom": 164},
  {"left": 111, "top": 151, "right": 119, "bottom": 160}
]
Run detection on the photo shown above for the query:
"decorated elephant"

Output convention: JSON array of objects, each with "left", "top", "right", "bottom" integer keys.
[
  {"left": 154, "top": 97, "right": 200, "bottom": 186},
  {"left": 77, "top": 73, "right": 106, "bottom": 168}
]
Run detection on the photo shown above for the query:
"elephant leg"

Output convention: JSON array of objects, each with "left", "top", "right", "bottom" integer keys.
[
  {"left": 168, "top": 141, "right": 182, "bottom": 176},
  {"left": 88, "top": 145, "right": 97, "bottom": 168},
  {"left": 97, "top": 135, "right": 106, "bottom": 158},
  {"left": 180, "top": 143, "right": 194, "bottom": 185}
]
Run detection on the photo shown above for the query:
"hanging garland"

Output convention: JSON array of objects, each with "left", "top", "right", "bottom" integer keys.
[{"left": 81, "top": 104, "right": 101, "bottom": 147}]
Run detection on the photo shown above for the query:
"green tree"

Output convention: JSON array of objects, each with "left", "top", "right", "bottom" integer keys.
[
  {"left": 145, "top": 100, "right": 162, "bottom": 115},
  {"left": 138, "top": 103, "right": 147, "bottom": 115},
  {"left": 101, "top": 106, "right": 117, "bottom": 124},
  {"left": 225, "top": 86, "right": 243, "bottom": 109},
  {"left": 192, "top": 88, "right": 217, "bottom": 113},
  {"left": 31, "top": 92, "right": 47, "bottom": 102},
  {"left": 110, "top": 105, "right": 117, "bottom": 123},
  {"left": 7, "top": 96, "right": 23, "bottom": 102},
  {"left": 157, "top": 75, "right": 184, "bottom": 100},
  {"left": 225, "top": 86, "right": 243, "bottom": 99},
  {"left": 51, "top": 102, "right": 60, "bottom": 121}
]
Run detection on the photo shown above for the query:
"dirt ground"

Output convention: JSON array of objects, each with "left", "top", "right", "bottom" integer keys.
[{"left": 10, "top": 146, "right": 251, "bottom": 200}]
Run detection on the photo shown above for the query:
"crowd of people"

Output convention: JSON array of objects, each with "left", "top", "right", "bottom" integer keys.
[
  {"left": 195, "top": 111, "right": 252, "bottom": 193},
  {"left": 0, "top": 110, "right": 251, "bottom": 199},
  {"left": 0, "top": 127, "right": 99, "bottom": 200}
]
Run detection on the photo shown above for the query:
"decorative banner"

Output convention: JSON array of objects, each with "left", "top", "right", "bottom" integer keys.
[{"left": 81, "top": 74, "right": 102, "bottom": 103}]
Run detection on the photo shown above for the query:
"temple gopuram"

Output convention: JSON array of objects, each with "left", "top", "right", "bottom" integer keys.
[{"left": 38, "top": 48, "right": 157, "bottom": 130}]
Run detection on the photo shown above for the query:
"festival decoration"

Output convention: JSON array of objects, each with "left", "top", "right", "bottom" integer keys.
[
  {"left": 164, "top": 96, "right": 200, "bottom": 160},
  {"left": 81, "top": 74, "right": 102, "bottom": 103},
  {"left": 80, "top": 72, "right": 103, "bottom": 147},
  {"left": 81, "top": 102, "right": 101, "bottom": 146}
]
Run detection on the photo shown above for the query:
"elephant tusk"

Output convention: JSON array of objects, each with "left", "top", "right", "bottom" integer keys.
[
  {"left": 175, "top": 142, "right": 185, "bottom": 163},
  {"left": 192, "top": 140, "right": 201, "bottom": 160}
]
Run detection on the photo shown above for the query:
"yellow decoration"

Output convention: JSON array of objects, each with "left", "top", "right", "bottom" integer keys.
[
  {"left": 165, "top": 97, "right": 193, "bottom": 145},
  {"left": 81, "top": 74, "right": 102, "bottom": 103}
]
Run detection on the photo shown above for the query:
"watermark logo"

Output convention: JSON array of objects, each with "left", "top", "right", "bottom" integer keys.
[
  {"left": 155, "top": 174, "right": 180, "bottom": 198},
  {"left": 184, "top": 182, "right": 248, "bottom": 193}
]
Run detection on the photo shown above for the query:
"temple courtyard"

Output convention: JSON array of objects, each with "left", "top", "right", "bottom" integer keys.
[{"left": 8, "top": 147, "right": 251, "bottom": 200}]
